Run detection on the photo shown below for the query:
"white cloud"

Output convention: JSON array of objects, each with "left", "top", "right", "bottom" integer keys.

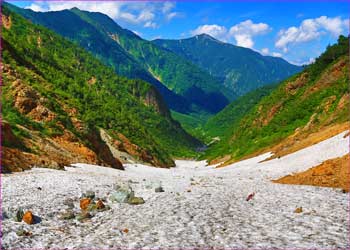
[
  {"left": 260, "top": 48, "right": 283, "bottom": 58},
  {"left": 144, "top": 21, "right": 157, "bottom": 29},
  {"left": 229, "top": 20, "right": 270, "bottom": 48},
  {"left": 190, "top": 20, "right": 270, "bottom": 48},
  {"left": 24, "top": 1, "right": 182, "bottom": 29},
  {"left": 276, "top": 16, "right": 348, "bottom": 51},
  {"left": 162, "top": 2, "right": 175, "bottom": 14},
  {"left": 166, "top": 12, "right": 181, "bottom": 21},
  {"left": 290, "top": 57, "right": 316, "bottom": 66},
  {"left": 261, "top": 48, "right": 269, "bottom": 55},
  {"left": 272, "top": 52, "right": 283, "bottom": 57},
  {"left": 25, "top": 3, "right": 47, "bottom": 12},
  {"left": 190, "top": 24, "right": 228, "bottom": 41}
]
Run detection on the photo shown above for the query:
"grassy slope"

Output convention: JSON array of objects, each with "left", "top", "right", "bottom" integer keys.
[{"left": 203, "top": 36, "right": 349, "bottom": 163}]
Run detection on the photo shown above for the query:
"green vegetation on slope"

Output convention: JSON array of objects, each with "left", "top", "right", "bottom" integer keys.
[
  {"left": 204, "top": 84, "right": 277, "bottom": 139},
  {"left": 154, "top": 34, "right": 301, "bottom": 96},
  {"left": 6, "top": 3, "right": 232, "bottom": 114},
  {"left": 2, "top": 6, "right": 201, "bottom": 166},
  {"left": 203, "top": 35, "right": 349, "bottom": 162},
  {"left": 72, "top": 8, "right": 233, "bottom": 113}
]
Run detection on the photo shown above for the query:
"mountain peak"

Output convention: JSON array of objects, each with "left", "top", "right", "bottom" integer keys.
[{"left": 195, "top": 33, "right": 219, "bottom": 41}]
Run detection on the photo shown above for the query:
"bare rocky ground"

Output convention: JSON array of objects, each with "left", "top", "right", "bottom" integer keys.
[{"left": 2, "top": 131, "right": 349, "bottom": 249}]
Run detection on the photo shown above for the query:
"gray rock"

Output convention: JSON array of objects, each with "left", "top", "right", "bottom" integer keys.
[
  {"left": 109, "top": 185, "right": 134, "bottom": 203},
  {"left": 83, "top": 190, "right": 95, "bottom": 200},
  {"left": 155, "top": 187, "right": 165, "bottom": 193},
  {"left": 63, "top": 198, "right": 75, "bottom": 208},
  {"left": 13, "top": 208, "right": 24, "bottom": 222},
  {"left": 76, "top": 211, "right": 92, "bottom": 222},
  {"left": 16, "top": 229, "right": 31, "bottom": 237},
  {"left": 128, "top": 197, "right": 145, "bottom": 205},
  {"left": 59, "top": 210, "right": 75, "bottom": 220}
]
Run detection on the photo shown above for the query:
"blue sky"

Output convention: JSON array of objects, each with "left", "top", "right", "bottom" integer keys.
[{"left": 9, "top": 1, "right": 350, "bottom": 65}]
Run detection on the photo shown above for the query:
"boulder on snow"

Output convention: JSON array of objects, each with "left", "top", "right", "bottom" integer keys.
[{"left": 110, "top": 184, "right": 134, "bottom": 203}]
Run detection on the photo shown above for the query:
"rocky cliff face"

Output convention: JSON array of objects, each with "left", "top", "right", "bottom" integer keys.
[
  {"left": 2, "top": 63, "right": 176, "bottom": 172},
  {"left": 2, "top": 64, "right": 123, "bottom": 173},
  {"left": 142, "top": 87, "right": 170, "bottom": 117}
]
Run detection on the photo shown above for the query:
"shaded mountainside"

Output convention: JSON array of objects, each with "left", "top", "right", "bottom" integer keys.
[
  {"left": 204, "top": 84, "right": 277, "bottom": 142},
  {"left": 153, "top": 34, "right": 301, "bottom": 96},
  {"left": 203, "top": 35, "right": 349, "bottom": 164},
  {"left": 5, "top": 3, "right": 232, "bottom": 114},
  {"left": 1, "top": 7, "right": 201, "bottom": 172}
]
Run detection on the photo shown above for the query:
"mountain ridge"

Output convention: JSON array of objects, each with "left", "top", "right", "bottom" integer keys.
[
  {"left": 153, "top": 34, "right": 301, "bottom": 96},
  {"left": 5, "top": 3, "right": 232, "bottom": 114}
]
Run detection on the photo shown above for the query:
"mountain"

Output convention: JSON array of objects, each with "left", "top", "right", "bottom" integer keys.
[
  {"left": 1, "top": 5, "right": 201, "bottom": 172},
  {"left": 5, "top": 3, "right": 232, "bottom": 114},
  {"left": 203, "top": 35, "right": 349, "bottom": 164},
  {"left": 153, "top": 34, "right": 301, "bottom": 96},
  {"left": 203, "top": 84, "right": 277, "bottom": 141}
]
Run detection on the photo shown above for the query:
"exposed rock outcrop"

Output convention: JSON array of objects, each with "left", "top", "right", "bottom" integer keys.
[
  {"left": 2, "top": 63, "right": 124, "bottom": 172},
  {"left": 112, "top": 132, "right": 174, "bottom": 168},
  {"left": 143, "top": 86, "right": 169, "bottom": 117}
]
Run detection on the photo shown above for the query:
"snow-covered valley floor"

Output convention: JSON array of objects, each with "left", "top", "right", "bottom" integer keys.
[{"left": 2, "top": 131, "right": 350, "bottom": 249}]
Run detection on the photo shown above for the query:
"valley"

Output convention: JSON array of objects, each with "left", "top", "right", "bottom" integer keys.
[
  {"left": 1, "top": 1, "right": 349, "bottom": 249},
  {"left": 2, "top": 131, "right": 349, "bottom": 248}
]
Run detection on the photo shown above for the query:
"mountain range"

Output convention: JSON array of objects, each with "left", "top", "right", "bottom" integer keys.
[
  {"left": 2, "top": 2, "right": 348, "bottom": 173},
  {"left": 5, "top": 3, "right": 300, "bottom": 117},
  {"left": 154, "top": 34, "right": 301, "bottom": 96}
]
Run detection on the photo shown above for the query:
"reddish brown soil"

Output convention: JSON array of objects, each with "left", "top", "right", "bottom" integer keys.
[{"left": 273, "top": 154, "right": 350, "bottom": 192}]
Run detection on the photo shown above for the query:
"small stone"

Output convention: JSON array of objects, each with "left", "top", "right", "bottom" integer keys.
[
  {"left": 80, "top": 198, "right": 92, "bottom": 210},
  {"left": 59, "top": 210, "right": 75, "bottom": 220},
  {"left": 87, "top": 203, "right": 98, "bottom": 212},
  {"left": 294, "top": 207, "right": 303, "bottom": 213},
  {"left": 155, "top": 187, "right": 164, "bottom": 193},
  {"left": 14, "top": 208, "right": 24, "bottom": 222},
  {"left": 76, "top": 211, "right": 92, "bottom": 222},
  {"left": 22, "top": 211, "right": 34, "bottom": 225},
  {"left": 83, "top": 190, "right": 95, "bottom": 199},
  {"left": 16, "top": 229, "right": 32, "bottom": 237},
  {"left": 110, "top": 185, "right": 134, "bottom": 203},
  {"left": 99, "top": 205, "right": 111, "bottom": 212},
  {"left": 63, "top": 198, "right": 75, "bottom": 208},
  {"left": 96, "top": 200, "right": 105, "bottom": 210},
  {"left": 127, "top": 197, "right": 145, "bottom": 205},
  {"left": 123, "top": 228, "right": 129, "bottom": 233}
]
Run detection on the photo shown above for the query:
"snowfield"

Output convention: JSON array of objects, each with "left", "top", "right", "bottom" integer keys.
[{"left": 2, "top": 131, "right": 349, "bottom": 249}]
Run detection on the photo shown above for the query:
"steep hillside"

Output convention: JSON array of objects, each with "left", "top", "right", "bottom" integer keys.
[
  {"left": 204, "top": 35, "right": 349, "bottom": 164},
  {"left": 6, "top": 3, "right": 232, "bottom": 114},
  {"left": 204, "top": 84, "right": 277, "bottom": 141},
  {"left": 154, "top": 34, "right": 301, "bottom": 96},
  {"left": 1, "top": 6, "right": 201, "bottom": 172}
]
